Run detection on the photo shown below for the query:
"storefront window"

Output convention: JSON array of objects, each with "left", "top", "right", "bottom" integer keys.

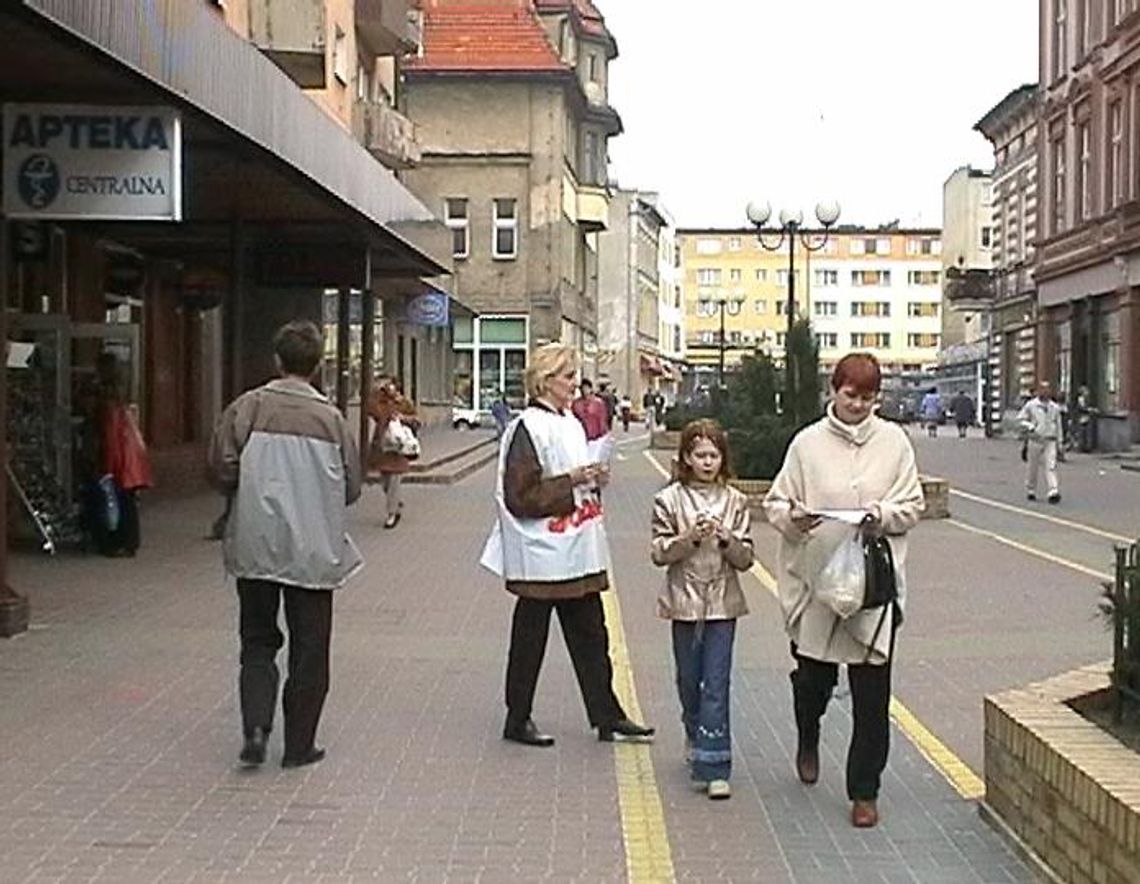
[
  {"left": 453, "top": 351, "right": 474, "bottom": 408},
  {"left": 504, "top": 350, "right": 527, "bottom": 408},
  {"left": 479, "top": 350, "right": 501, "bottom": 410},
  {"left": 480, "top": 317, "right": 526, "bottom": 344}
]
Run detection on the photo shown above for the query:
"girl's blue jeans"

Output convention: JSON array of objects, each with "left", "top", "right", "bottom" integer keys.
[{"left": 672, "top": 619, "right": 736, "bottom": 782}]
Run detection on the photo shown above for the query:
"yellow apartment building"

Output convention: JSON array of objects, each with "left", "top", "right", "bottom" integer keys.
[{"left": 677, "top": 227, "right": 944, "bottom": 385}]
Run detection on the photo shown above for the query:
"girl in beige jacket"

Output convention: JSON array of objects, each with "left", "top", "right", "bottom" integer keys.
[
  {"left": 763, "top": 353, "right": 924, "bottom": 829},
  {"left": 652, "top": 419, "right": 754, "bottom": 799}
]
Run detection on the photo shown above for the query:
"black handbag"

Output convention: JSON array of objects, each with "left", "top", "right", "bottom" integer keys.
[{"left": 861, "top": 534, "right": 897, "bottom": 610}]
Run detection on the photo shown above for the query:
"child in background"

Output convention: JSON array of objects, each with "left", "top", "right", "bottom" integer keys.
[{"left": 651, "top": 419, "right": 754, "bottom": 799}]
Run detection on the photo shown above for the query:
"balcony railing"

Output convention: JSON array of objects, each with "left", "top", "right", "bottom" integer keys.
[
  {"left": 356, "top": 0, "right": 420, "bottom": 56},
  {"left": 353, "top": 99, "right": 421, "bottom": 169},
  {"left": 249, "top": 0, "right": 326, "bottom": 89}
]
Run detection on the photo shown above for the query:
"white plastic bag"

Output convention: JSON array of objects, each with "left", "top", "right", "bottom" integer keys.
[
  {"left": 813, "top": 529, "right": 865, "bottom": 619},
  {"left": 381, "top": 419, "right": 421, "bottom": 459}
]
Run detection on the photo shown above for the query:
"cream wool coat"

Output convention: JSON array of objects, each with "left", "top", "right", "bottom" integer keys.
[{"left": 763, "top": 406, "right": 924, "bottom": 665}]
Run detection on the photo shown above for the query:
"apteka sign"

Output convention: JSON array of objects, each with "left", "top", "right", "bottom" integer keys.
[{"left": 2, "top": 104, "right": 182, "bottom": 221}]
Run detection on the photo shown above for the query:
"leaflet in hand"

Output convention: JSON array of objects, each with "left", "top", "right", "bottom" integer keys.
[
  {"left": 809, "top": 508, "right": 869, "bottom": 526},
  {"left": 586, "top": 434, "right": 615, "bottom": 466}
]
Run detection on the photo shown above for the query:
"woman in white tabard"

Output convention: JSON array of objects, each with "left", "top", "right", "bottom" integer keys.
[
  {"left": 481, "top": 343, "right": 654, "bottom": 748},
  {"left": 763, "top": 352, "right": 924, "bottom": 829}
]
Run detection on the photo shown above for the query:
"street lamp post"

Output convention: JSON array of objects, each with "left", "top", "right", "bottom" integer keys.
[
  {"left": 717, "top": 297, "right": 727, "bottom": 390},
  {"left": 745, "top": 200, "right": 841, "bottom": 423}
]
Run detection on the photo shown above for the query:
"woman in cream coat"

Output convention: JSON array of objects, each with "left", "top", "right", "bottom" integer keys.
[{"left": 763, "top": 352, "right": 924, "bottom": 829}]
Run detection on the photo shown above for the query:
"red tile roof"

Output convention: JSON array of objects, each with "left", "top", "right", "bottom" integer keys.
[{"left": 407, "top": 0, "right": 570, "bottom": 74}]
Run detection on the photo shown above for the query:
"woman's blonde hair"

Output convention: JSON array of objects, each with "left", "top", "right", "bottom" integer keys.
[{"left": 525, "top": 342, "right": 578, "bottom": 400}]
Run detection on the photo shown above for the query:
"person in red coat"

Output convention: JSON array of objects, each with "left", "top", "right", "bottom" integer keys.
[
  {"left": 571, "top": 379, "right": 610, "bottom": 442},
  {"left": 94, "top": 353, "right": 152, "bottom": 556}
]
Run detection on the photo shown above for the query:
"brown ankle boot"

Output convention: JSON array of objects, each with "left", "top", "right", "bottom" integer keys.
[
  {"left": 795, "top": 747, "right": 819, "bottom": 784},
  {"left": 851, "top": 799, "right": 879, "bottom": 828}
]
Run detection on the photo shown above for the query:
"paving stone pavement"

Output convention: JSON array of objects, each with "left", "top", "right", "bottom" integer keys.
[{"left": 0, "top": 430, "right": 1044, "bottom": 882}]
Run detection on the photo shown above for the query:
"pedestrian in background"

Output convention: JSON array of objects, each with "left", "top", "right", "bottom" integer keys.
[
  {"left": 950, "top": 391, "right": 975, "bottom": 439},
  {"left": 618, "top": 393, "right": 632, "bottom": 432},
  {"left": 572, "top": 378, "right": 610, "bottom": 441},
  {"left": 491, "top": 390, "right": 512, "bottom": 437},
  {"left": 88, "top": 352, "right": 152, "bottom": 557},
  {"left": 480, "top": 343, "right": 654, "bottom": 748},
  {"left": 651, "top": 419, "right": 753, "bottom": 800},
  {"left": 920, "top": 387, "right": 942, "bottom": 437},
  {"left": 598, "top": 382, "right": 617, "bottom": 429},
  {"left": 763, "top": 352, "right": 924, "bottom": 829},
  {"left": 366, "top": 376, "right": 419, "bottom": 529},
  {"left": 209, "top": 320, "right": 363, "bottom": 770},
  {"left": 1018, "top": 381, "right": 1063, "bottom": 504}
]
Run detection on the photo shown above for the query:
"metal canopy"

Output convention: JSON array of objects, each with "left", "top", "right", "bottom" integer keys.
[{"left": 2, "top": 2, "right": 447, "bottom": 280}]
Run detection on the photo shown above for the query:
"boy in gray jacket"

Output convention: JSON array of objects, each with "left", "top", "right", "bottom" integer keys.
[{"left": 209, "top": 320, "right": 362, "bottom": 769}]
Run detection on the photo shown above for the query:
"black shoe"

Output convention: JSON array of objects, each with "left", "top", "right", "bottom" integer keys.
[
  {"left": 1048, "top": 493, "right": 1061, "bottom": 504},
  {"left": 281, "top": 747, "right": 326, "bottom": 769},
  {"left": 1026, "top": 492, "right": 1037, "bottom": 501},
  {"left": 502, "top": 718, "right": 555, "bottom": 747},
  {"left": 795, "top": 746, "right": 819, "bottom": 784},
  {"left": 383, "top": 512, "right": 401, "bottom": 530},
  {"left": 239, "top": 727, "right": 269, "bottom": 767},
  {"left": 598, "top": 718, "right": 655, "bottom": 742}
]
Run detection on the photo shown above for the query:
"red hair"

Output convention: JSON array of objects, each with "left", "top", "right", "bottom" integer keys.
[{"left": 831, "top": 352, "right": 881, "bottom": 395}]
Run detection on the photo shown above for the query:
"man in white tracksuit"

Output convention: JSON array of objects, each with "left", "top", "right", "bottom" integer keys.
[{"left": 1018, "top": 381, "right": 1063, "bottom": 503}]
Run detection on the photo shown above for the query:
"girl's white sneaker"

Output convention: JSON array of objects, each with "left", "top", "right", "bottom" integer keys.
[{"left": 707, "top": 779, "right": 731, "bottom": 800}]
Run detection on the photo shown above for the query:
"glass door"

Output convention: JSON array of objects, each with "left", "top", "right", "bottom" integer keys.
[{"left": 478, "top": 350, "right": 501, "bottom": 411}]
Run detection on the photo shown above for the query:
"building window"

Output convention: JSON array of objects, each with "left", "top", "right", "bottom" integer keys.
[
  {"left": 333, "top": 27, "right": 348, "bottom": 85},
  {"left": 851, "top": 270, "right": 891, "bottom": 287},
  {"left": 492, "top": 198, "right": 518, "bottom": 259},
  {"left": 815, "top": 332, "right": 838, "bottom": 349},
  {"left": 849, "top": 239, "right": 865, "bottom": 255},
  {"left": 850, "top": 332, "right": 890, "bottom": 349},
  {"left": 1109, "top": 100, "right": 1123, "bottom": 208},
  {"left": 1053, "top": 0, "right": 1067, "bottom": 82},
  {"left": 1077, "top": 0, "right": 1089, "bottom": 57},
  {"left": 775, "top": 269, "right": 800, "bottom": 287},
  {"left": 727, "top": 236, "right": 741, "bottom": 251},
  {"left": 776, "top": 332, "right": 787, "bottom": 347},
  {"left": 908, "top": 302, "right": 939, "bottom": 318},
  {"left": 754, "top": 268, "right": 767, "bottom": 281},
  {"left": 729, "top": 268, "right": 742, "bottom": 282},
  {"left": 583, "top": 131, "right": 600, "bottom": 185},
  {"left": 981, "top": 226, "right": 993, "bottom": 248},
  {"left": 1078, "top": 120, "right": 1092, "bottom": 220},
  {"left": 696, "top": 268, "right": 722, "bottom": 285},
  {"left": 905, "top": 238, "right": 941, "bottom": 256},
  {"left": 696, "top": 238, "right": 722, "bottom": 255},
  {"left": 725, "top": 299, "right": 742, "bottom": 316},
  {"left": 814, "top": 269, "right": 838, "bottom": 286},
  {"left": 851, "top": 301, "right": 891, "bottom": 317},
  {"left": 1052, "top": 133, "right": 1066, "bottom": 233},
  {"left": 775, "top": 300, "right": 800, "bottom": 316},
  {"left": 907, "top": 270, "right": 940, "bottom": 285},
  {"left": 754, "top": 299, "right": 767, "bottom": 314},
  {"left": 813, "top": 300, "right": 837, "bottom": 317},
  {"left": 588, "top": 53, "right": 598, "bottom": 83},
  {"left": 875, "top": 238, "right": 891, "bottom": 255},
  {"left": 445, "top": 198, "right": 469, "bottom": 258},
  {"left": 908, "top": 333, "right": 940, "bottom": 348}
]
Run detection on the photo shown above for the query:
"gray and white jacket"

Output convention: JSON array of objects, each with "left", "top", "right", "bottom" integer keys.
[
  {"left": 208, "top": 377, "right": 363, "bottom": 589},
  {"left": 1017, "top": 397, "right": 1063, "bottom": 441}
]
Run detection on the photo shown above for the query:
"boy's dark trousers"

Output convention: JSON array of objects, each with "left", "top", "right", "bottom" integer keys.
[{"left": 237, "top": 578, "right": 332, "bottom": 758}]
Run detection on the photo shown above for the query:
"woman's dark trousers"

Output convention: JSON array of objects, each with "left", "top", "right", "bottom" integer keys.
[
  {"left": 238, "top": 579, "right": 333, "bottom": 758},
  {"left": 505, "top": 593, "right": 625, "bottom": 729},
  {"left": 790, "top": 645, "right": 892, "bottom": 801}
]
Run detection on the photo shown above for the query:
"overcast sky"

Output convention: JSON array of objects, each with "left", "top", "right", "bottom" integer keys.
[{"left": 601, "top": 0, "right": 1038, "bottom": 230}]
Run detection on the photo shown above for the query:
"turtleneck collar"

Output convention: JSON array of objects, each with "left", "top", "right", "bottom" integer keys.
[{"left": 824, "top": 401, "right": 877, "bottom": 446}]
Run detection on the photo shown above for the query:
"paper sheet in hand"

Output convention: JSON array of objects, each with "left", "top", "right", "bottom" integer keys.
[
  {"left": 811, "top": 508, "right": 868, "bottom": 526},
  {"left": 6, "top": 341, "right": 34, "bottom": 369},
  {"left": 586, "top": 435, "right": 614, "bottom": 465}
]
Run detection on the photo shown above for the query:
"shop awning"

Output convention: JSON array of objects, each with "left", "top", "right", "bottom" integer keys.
[{"left": 10, "top": 0, "right": 446, "bottom": 279}]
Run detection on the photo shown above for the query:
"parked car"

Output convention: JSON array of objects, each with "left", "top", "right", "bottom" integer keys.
[{"left": 451, "top": 406, "right": 482, "bottom": 430}]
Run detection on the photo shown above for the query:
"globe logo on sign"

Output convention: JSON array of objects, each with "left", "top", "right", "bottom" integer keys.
[{"left": 17, "top": 154, "right": 61, "bottom": 210}]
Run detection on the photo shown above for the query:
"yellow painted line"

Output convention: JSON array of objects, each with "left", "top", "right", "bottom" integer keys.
[
  {"left": 601, "top": 584, "right": 676, "bottom": 884},
  {"left": 947, "top": 518, "right": 1112, "bottom": 581},
  {"left": 950, "top": 488, "right": 1132, "bottom": 544},
  {"left": 889, "top": 698, "right": 985, "bottom": 798},
  {"left": 650, "top": 449, "right": 989, "bottom": 800}
]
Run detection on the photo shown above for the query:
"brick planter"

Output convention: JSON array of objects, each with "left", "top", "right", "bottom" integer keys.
[{"left": 983, "top": 663, "right": 1140, "bottom": 884}]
